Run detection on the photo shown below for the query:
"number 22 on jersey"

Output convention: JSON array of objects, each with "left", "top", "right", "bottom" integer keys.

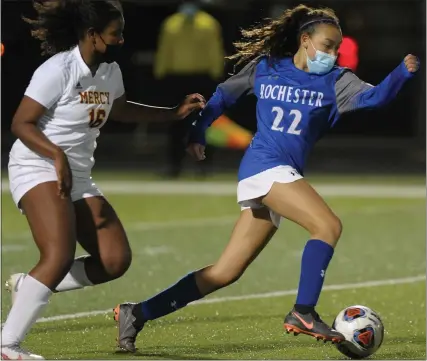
[
  {"left": 271, "top": 106, "right": 302, "bottom": 135},
  {"left": 88, "top": 109, "right": 106, "bottom": 128}
]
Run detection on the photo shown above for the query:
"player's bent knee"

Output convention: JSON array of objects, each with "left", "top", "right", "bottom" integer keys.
[
  {"left": 328, "top": 215, "right": 343, "bottom": 240},
  {"left": 101, "top": 250, "right": 132, "bottom": 279},
  {"left": 311, "top": 215, "right": 342, "bottom": 246}
]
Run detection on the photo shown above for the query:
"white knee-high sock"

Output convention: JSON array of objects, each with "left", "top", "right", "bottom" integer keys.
[
  {"left": 55, "top": 256, "right": 93, "bottom": 292},
  {"left": 1, "top": 275, "right": 52, "bottom": 346},
  {"left": 12, "top": 257, "right": 94, "bottom": 296}
]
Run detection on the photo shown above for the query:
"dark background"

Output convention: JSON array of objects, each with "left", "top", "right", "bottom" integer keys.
[{"left": 1, "top": 0, "right": 425, "bottom": 175}]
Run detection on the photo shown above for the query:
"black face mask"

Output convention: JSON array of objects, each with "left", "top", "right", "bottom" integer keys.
[{"left": 99, "top": 36, "right": 122, "bottom": 64}]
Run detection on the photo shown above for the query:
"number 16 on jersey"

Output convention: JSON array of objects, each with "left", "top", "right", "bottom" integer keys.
[
  {"left": 271, "top": 106, "right": 303, "bottom": 135},
  {"left": 89, "top": 109, "right": 106, "bottom": 128}
]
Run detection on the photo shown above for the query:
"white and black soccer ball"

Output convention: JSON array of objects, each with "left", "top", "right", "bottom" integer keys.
[{"left": 332, "top": 305, "right": 384, "bottom": 359}]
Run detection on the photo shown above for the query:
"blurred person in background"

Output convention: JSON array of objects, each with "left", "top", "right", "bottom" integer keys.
[
  {"left": 337, "top": 36, "right": 359, "bottom": 72},
  {"left": 155, "top": 0, "right": 224, "bottom": 178},
  {"left": 337, "top": 12, "right": 363, "bottom": 72},
  {"left": 1, "top": 0, "right": 205, "bottom": 359},
  {"left": 113, "top": 4, "right": 419, "bottom": 353}
]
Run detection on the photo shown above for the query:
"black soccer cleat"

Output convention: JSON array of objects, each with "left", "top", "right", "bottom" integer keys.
[
  {"left": 284, "top": 308, "right": 345, "bottom": 344},
  {"left": 113, "top": 303, "right": 145, "bottom": 353}
]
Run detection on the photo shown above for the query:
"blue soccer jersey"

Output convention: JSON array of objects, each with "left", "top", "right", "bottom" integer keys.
[{"left": 190, "top": 56, "right": 415, "bottom": 181}]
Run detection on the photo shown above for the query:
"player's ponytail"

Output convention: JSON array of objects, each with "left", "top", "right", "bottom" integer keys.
[
  {"left": 23, "top": 0, "right": 123, "bottom": 56},
  {"left": 229, "top": 4, "right": 340, "bottom": 66}
]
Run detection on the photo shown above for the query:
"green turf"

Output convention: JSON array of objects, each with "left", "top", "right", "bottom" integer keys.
[
  {"left": 1, "top": 179, "right": 426, "bottom": 359},
  {"left": 25, "top": 282, "right": 426, "bottom": 360}
]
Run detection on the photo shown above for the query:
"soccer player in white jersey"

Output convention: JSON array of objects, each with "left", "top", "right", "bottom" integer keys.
[{"left": 1, "top": 0, "right": 205, "bottom": 359}]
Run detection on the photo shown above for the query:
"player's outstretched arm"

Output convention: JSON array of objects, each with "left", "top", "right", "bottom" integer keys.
[
  {"left": 109, "top": 93, "right": 206, "bottom": 123},
  {"left": 335, "top": 54, "right": 419, "bottom": 115}
]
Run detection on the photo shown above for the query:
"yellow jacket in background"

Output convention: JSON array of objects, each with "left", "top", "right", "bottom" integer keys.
[{"left": 154, "top": 11, "right": 224, "bottom": 80}]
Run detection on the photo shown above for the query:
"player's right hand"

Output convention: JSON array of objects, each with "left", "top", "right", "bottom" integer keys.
[
  {"left": 174, "top": 94, "right": 206, "bottom": 120},
  {"left": 54, "top": 150, "right": 72, "bottom": 199},
  {"left": 186, "top": 143, "right": 206, "bottom": 161}
]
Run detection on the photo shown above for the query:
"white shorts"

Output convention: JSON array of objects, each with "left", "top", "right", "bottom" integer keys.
[
  {"left": 8, "top": 163, "right": 103, "bottom": 211},
  {"left": 237, "top": 165, "right": 303, "bottom": 228}
]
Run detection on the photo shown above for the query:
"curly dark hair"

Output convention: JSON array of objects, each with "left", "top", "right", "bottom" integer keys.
[
  {"left": 228, "top": 4, "right": 340, "bottom": 66},
  {"left": 23, "top": 0, "right": 123, "bottom": 56}
]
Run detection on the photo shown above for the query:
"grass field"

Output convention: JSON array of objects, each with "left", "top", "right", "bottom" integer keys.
[{"left": 1, "top": 173, "right": 425, "bottom": 359}]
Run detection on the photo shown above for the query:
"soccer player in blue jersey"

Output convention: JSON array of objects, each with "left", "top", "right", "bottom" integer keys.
[{"left": 113, "top": 4, "right": 419, "bottom": 352}]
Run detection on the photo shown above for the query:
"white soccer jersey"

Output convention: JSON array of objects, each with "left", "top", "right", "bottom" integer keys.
[{"left": 9, "top": 46, "right": 125, "bottom": 177}]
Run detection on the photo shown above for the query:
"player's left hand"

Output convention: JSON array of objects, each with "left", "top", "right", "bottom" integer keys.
[
  {"left": 186, "top": 143, "right": 206, "bottom": 161},
  {"left": 174, "top": 93, "right": 206, "bottom": 120},
  {"left": 404, "top": 54, "right": 419, "bottom": 73}
]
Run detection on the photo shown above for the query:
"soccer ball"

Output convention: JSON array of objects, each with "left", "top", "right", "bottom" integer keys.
[{"left": 332, "top": 305, "right": 384, "bottom": 359}]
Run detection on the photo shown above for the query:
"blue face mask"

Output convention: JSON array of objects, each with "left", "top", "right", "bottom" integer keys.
[{"left": 306, "top": 40, "right": 337, "bottom": 74}]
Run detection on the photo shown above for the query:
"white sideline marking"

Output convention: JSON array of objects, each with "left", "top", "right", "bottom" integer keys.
[
  {"left": 138, "top": 246, "right": 172, "bottom": 256},
  {"left": 1, "top": 245, "right": 28, "bottom": 253},
  {"left": 35, "top": 274, "right": 425, "bottom": 324},
  {"left": 129, "top": 216, "right": 235, "bottom": 231},
  {"left": 1, "top": 180, "right": 425, "bottom": 198}
]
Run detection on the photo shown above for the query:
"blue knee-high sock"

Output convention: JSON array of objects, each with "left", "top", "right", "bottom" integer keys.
[
  {"left": 138, "top": 272, "right": 203, "bottom": 321},
  {"left": 295, "top": 239, "right": 334, "bottom": 310}
]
